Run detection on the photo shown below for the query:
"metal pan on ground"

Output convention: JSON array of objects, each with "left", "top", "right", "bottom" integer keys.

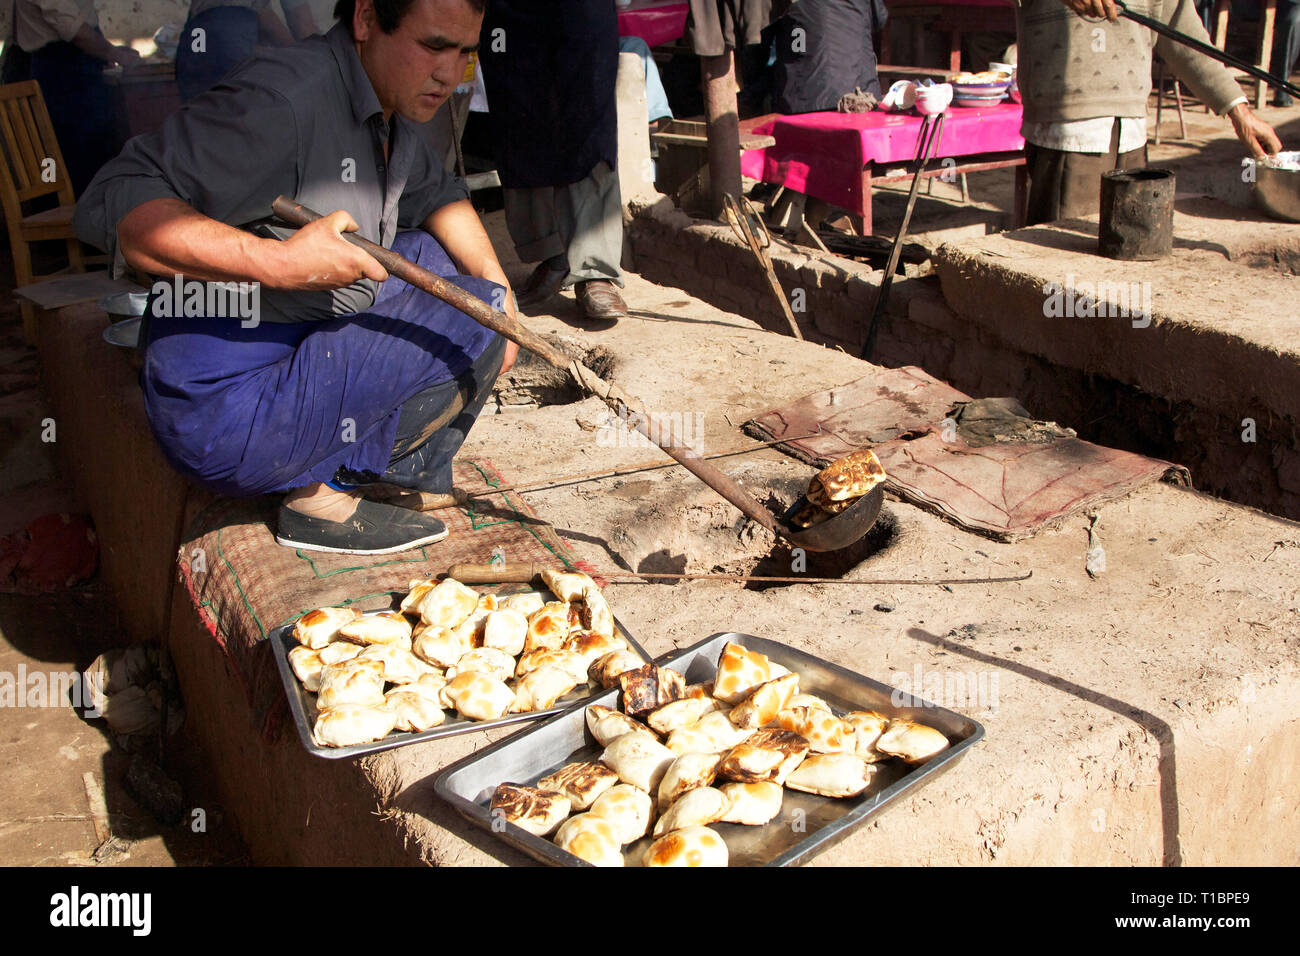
[
  {"left": 432, "top": 631, "right": 985, "bottom": 867},
  {"left": 271, "top": 593, "right": 651, "bottom": 760},
  {"left": 779, "top": 485, "right": 885, "bottom": 553}
]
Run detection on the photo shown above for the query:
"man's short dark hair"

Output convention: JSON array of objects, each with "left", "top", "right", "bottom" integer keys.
[{"left": 333, "top": 0, "right": 487, "bottom": 38}]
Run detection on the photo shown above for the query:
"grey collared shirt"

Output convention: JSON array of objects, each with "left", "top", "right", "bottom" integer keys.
[{"left": 74, "top": 22, "right": 469, "bottom": 323}]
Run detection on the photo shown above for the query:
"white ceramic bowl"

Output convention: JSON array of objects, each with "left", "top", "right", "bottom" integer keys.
[
  {"left": 881, "top": 80, "right": 917, "bottom": 112},
  {"left": 915, "top": 83, "right": 953, "bottom": 115}
]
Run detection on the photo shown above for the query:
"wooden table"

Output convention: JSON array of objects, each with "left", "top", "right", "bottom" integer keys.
[{"left": 880, "top": 0, "right": 1017, "bottom": 73}]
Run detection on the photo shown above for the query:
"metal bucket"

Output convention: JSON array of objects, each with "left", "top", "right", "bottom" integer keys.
[{"left": 1251, "top": 151, "right": 1300, "bottom": 223}]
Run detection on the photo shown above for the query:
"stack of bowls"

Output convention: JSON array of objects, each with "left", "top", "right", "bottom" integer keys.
[{"left": 950, "top": 71, "right": 1013, "bottom": 109}]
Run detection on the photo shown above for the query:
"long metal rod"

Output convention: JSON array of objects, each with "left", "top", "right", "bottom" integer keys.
[
  {"left": 861, "top": 111, "right": 945, "bottom": 361},
  {"left": 445, "top": 561, "right": 1033, "bottom": 586},
  {"left": 1117, "top": 1, "right": 1300, "bottom": 98}
]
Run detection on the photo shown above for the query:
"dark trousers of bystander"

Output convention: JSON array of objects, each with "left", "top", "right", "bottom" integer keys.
[{"left": 1024, "top": 124, "right": 1148, "bottom": 226}]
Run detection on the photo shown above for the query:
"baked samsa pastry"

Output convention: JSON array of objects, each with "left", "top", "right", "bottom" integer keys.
[
  {"left": 665, "top": 711, "right": 753, "bottom": 755},
  {"left": 524, "top": 602, "right": 572, "bottom": 653},
  {"left": 481, "top": 609, "right": 528, "bottom": 657},
  {"left": 498, "top": 591, "right": 546, "bottom": 617},
  {"left": 842, "top": 710, "right": 890, "bottom": 761},
  {"left": 357, "top": 643, "right": 438, "bottom": 685},
  {"left": 510, "top": 665, "right": 582, "bottom": 712},
  {"left": 718, "top": 781, "right": 783, "bottom": 825},
  {"left": 287, "top": 646, "right": 324, "bottom": 692},
  {"left": 599, "top": 731, "right": 677, "bottom": 793},
  {"left": 713, "top": 641, "right": 775, "bottom": 704},
  {"left": 786, "top": 693, "right": 833, "bottom": 713},
  {"left": 292, "top": 606, "right": 361, "bottom": 650},
  {"left": 383, "top": 687, "right": 446, "bottom": 732},
  {"left": 415, "top": 578, "right": 480, "bottom": 630},
  {"left": 645, "top": 697, "right": 712, "bottom": 736},
  {"left": 577, "top": 590, "right": 615, "bottom": 640},
  {"left": 448, "top": 646, "right": 516, "bottom": 683},
  {"left": 316, "top": 659, "right": 387, "bottom": 710},
  {"left": 657, "top": 752, "right": 723, "bottom": 811},
  {"left": 516, "top": 648, "right": 589, "bottom": 684},
  {"left": 439, "top": 671, "right": 515, "bottom": 721},
  {"left": 728, "top": 672, "right": 800, "bottom": 729},
  {"left": 777, "top": 705, "right": 854, "bottom": 754},
  {"left": 785, "top": 753, "right": 875, "bottom": 798},
  {"left": 586, "top": 704, "right": 652, "bottom": 747},
  {"left": 554, "top": 814, "right": 624, "bottom": 867},
  {"left": 448, "top": 594, "right": 498, "bottom": 645},
  {"left": 563, "top": 629, "right": 626, "bottom": 666},
  {"left": 538, "top": 761, "right": 621, "bottom": 811},
  {"left": 808, "top": 448, "right": 886, "bottom": 507},
  {"left": 538, "top": 569, "right": 594, "bottom": 603},
  {"left": 588, "top": 784, "right": 653, "bottom": 844},
  {"left": 490, "top": 784, "right": 571, "bottom": 837},
  {"left": 313, "top": 704, "right": 397, "bottom": 748},
  {"left": 411, "top": 625, "right": 470, "bottom": 669},
  {"left": 653, "top": 785, "right": 728, "bottom": 837},
  {"left": 875, "top": 719, "right": 949, "bottom": 764},
  {"left": 338, "top": 611, "right": 412, "bottom": 649},
  {"left": 619, "top": 664, "right": 687, "bottom": 719},
  {"left": 642, "top": 826, "right": 728, "bottom": 867},
  {"left": 718, "top": 729, "right": 809, "bottom": 785},
  {"left": 589, "top": 649, "right": 645, "bottom": 689},
  {"left": 317, "top": 640, "right": 365, "bottom": 667},
  {"left": 399, "top": 578, "right": 435, "bottom": 616}
]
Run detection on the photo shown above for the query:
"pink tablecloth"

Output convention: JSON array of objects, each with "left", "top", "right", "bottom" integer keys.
[
  {"left": 740, "top": 104, "right": 1025, "bottom": 213},
  {"left": 617, "top": 0, "right": 689, "bottom": 47}
]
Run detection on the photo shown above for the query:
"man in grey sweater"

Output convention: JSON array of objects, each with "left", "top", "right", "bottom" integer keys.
[{"left": 1018, "top": 0, "right": 1282, "bottom": 224}]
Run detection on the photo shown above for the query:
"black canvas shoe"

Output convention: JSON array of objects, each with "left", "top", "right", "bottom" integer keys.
[{"left": 275, "top": 497, "right": 450, "bottom": 555}]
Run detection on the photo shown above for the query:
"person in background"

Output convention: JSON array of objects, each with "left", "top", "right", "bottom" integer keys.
[
  {"left": 1266, "top": 0, "right": 1300, "bottom": 106},
  {"left": 767, "top": 0, "right": 888, "bottom": 114},
  {"left": 14, "top": 0, "right": 140, "bottom": 194},
  {"left": 478, "top": 0, "right": 628, "bottom": 323},
  {"left": 1017, "top": 0, "right": 1281, "bottom": 225},
  {"left": 175, "top": 0, "right": 318, "bottom": 101}
]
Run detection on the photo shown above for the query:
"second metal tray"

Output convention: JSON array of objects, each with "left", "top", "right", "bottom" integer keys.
[{"left": 432, "top": 632, "right": 985, "bottom": 866}]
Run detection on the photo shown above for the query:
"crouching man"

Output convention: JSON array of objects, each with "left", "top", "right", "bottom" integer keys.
[{"left": 74, "top": 0, "right": 519, "bottom": 555}]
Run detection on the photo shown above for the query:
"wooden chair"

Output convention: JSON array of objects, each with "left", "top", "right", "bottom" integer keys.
[{"left": 0, "top": 80, "right": 90, "bottom": 344}]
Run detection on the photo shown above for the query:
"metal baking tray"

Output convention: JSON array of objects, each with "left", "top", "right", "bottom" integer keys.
[
  {"left": 271, "top": 590, "right": 650, "bottom": 760},
  {"left": 432, "top": 632, "right": 985, "bottom": 866}
]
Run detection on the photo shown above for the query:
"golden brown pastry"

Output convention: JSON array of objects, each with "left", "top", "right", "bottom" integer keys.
[
  {"left": 842, "top": 710, "right": 891, "bottom": 761},
  {"left": 599, "top": 731, "right": 678, "bottom": 792},
  {"left": 448, "top": 646, "right": 516, "bottom": 683},
  {"left": 317, "top": 640, "right": 365, "bottom": 667},
  {"left": 524, "top": 601, "right": 572, "bottom": 653},
  {"left": 399, "top": 578, "right": 435, "bottom": 616},
  {"left": 448, "top": 593, "right": 498, "bottom": 645},
  {"left": 713, "top": 641, "right": 775, "bottom": 705},
  {"left": 665, "top": 711, "right": 753, "bottom": 755},
  {"left": 538, "top": 761, "right": 621, "bottom": 811},
  {"left": 777, "top": 705, "right": 854, "bottom": 753},
  {"left": 652, "top": 786, "right": 728, "bottom": 837},
  {"left": 287, "top": 645, "right": 324, "bottom": 692},
  {"left": 586, "top": 704, "right": 653, "bottom": 747},
  {"left": 577, "top": 590, "right": 616, "bottom": 640},
  {"left": 538, "top": 569, "right": 594, "bottom": 603},
  {"left": 875, "top": 719, "right": 950, "bottom": 764},
  {"left": 411, "top": 625, "right": 470, "bottom": 669},
  {"left": 338, "top": 611, "right": 413, "bottom": 649},
  {"left": 718, "top": 781, "right": 784, "bottom": 825},
  {"left": 728, "top": 672, "right": 800, "bottom": 729},
  {"left": 553, "top": 814, "right": 624, "bottom": 867},
  {"left": 588, "top": 784, "right": 653, "bottom": 844},
  {"left": 718, "top": 728, "right": 809, "bottom": 785},
  {"left": 808, "top": 448, "right": 886, "bottom": 506},
  {"left": 383, "top": 687, "right": 446, "bottom": 732},
  {"left": 292, "top": 606, "right": 361, "bottom": 650},
  {"left": 481, "top": 609, "right": 528, "bottom": 657},
  {"left": 498, "top": 591, "right": 546, "bottom": 617},
  {"left": 510, "top": 665, "right": 583, "bottom": 712},
  {"left": 786, "top": 692, "right": 833, "bottom": 713},
  {"left": 516, "top": 648, "right": 589, "bottom": 684},
  {"left": 316, "top": 658, "right": 387, "bottom": 710},
  {"left": 357, "top": 643, "right": 439, "bottom": 685},
  {"left": 657, "top": 752, "right": 723, "bottom": 811},
  {"left": 642, "top": 826, "right": 728, "bottom": 867},
  {"left": 439, "top": 671, "right": 515, "bottom": 721},
  {"left": 589, "top": 649, "right": 645, "bottom": 689},
  {"left": 563, "top": 629, "right": 626, "bottom": 666},
  {"left": 490, "top": 784, "right": 571, "bottom": 837},
  {"left": 785, "top": 753, "right": 875, "bottom": 798},
  {"left": 313, "top": 704, "right": 397, "bottom": 748},
  {"left": 645, "top": 697, "right": 712, "bottom": 736},
  {"left": 619, "top": 664, "right": 687, "bottom": 719},
  {"left": 415, "top": 578, "right": 480, "bottom": 630}
]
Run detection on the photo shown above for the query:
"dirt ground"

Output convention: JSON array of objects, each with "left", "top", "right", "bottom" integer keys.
[{"left": 2, "top": 90, "right": 1299, "bottom": 866}]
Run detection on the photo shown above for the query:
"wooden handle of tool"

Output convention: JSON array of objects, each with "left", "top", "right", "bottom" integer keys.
[
  {"left": 446, "top": 562, "right": 543, "bottom": 584},
  {"left": 270, "top": 197, "right": 783, "bottom": 539}
]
